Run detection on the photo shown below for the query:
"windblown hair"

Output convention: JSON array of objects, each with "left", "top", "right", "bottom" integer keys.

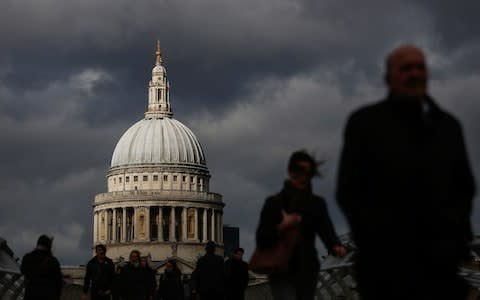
[{"left": 288, "top": 150, "right": 324, "bottom": 178}]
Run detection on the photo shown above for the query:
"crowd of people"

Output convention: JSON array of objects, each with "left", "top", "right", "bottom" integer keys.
[
  {"left": 80, "top": 242, "right": 249, "bottom": 300},
  {"left": 20, "top": 236, "right": 249, "bottom": 300},
  {"left": 20, "top": 45, "right": 476, "bottom": 300}
]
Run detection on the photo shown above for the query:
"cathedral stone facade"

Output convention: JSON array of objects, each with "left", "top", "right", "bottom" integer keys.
[{"left": 93, "top": 41, "right": 224, "bottom": 262}]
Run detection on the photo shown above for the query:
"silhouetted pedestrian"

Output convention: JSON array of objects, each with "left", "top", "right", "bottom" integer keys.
[
  {"left": 191, "top": 241, "right": 225, "bottom": 300},
  {"left": 225, "top": 247, "right": 249, "bottom": 300},
  {"left": 140, "top": 256, "right": 156, "bottom": 300},
  {"left": 82, "top": 244, "right": 115, "bottom": 300},
  {"left": 158, "top": 259, "right": 183, "bottom": 300},
  {"left": 20, "top": 234, "right": 63, "bottom": 300},
  {"left": 255, "top": 151, "right": 346, "bottom": 300},
  {"left": 111, "top": 264, "right": 123, "bottom": 300},
  {"left": 119, "top": 250, "right": 147, "bottom": 300},
  {"left": 337, "top": 45, "right": 476, "bottom": 300}
]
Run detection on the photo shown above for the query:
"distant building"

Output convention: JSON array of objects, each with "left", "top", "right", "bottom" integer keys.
[
  {"left": 223, "top": 225, "right": 240, "bottom": 258},
  {"left": 91, "top": 41, "right": 225, "bottom": 272}
]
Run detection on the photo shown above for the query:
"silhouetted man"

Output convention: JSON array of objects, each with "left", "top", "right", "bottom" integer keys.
[
  {"left": 337, "top": 45, "right": 476, "bottom": 300},
  {"left": 21, "top": 235, "right": 63, "bottom": 300},
  {"left": 225, "top": 247, "right": 249, "bottom": 300},
  {"left": 191, "top": 241, "right": 225, "bottom": 300},
  {"left": 82, "top": 244, "right": 115, "bottom": 300}
]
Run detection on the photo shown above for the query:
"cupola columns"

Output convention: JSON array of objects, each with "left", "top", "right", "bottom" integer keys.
[{"left": 146, "top": 40, "right": 173, "bottom": 118}]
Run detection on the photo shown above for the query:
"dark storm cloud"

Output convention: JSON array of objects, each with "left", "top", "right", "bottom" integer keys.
[
  {"left": 188, "top": 70, "right": 382, "bottom": 253},
  {"left": 0, "top": 0, "right": 479, "bottom": 263},
  {"left": 0, "top": 0, "right": 434, "bottom": 114},
  {"left": 416, "top": 1, "right": 480, "bottom": 49}
]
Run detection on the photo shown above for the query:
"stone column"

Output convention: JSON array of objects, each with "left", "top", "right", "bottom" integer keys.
[
  {"left": 106, "top": 210, "right": 111, "bottom": 242},
  {"left": 202, "top": 209, "right": 207, "bottom": 242},
  {"left": 181, "top": 207, "right": 187, "bottom": 241},
  {"left": 220, "top": 212, "right": 223, "bottom": 244},
  {"left": 145, "top": 207, "right": 150, "bottom": 242},
  {"left": 112, "top": 209, "right": 117, "bottom": 243},
  {"left": 133, "top": 207, "right": 138, "bottom": 241},
  {"left": 211, "top": 209, "right": 216, "bottom": 242},
  {"left": 104, "top": 210, "right": 108, "bottom": 243},
  {"left": 194, "top": 208, "right": 199, "bottom": 241},
  {"left": 158, "top": 207, "right": 163, "bottom": 241},
  {"left": 93, "top": 211, "right": 98, "bottom": 244},
  {"left": 218, "top": 211, "right": 223, "bottom": 244},
  {"left": 122, "top": 207, "right": 127, "bottom": 242},
  {"left": 170, "top": 207, "right": 176, "bottom": 242}
]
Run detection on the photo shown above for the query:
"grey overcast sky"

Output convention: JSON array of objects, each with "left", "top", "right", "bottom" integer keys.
[{"left": 1, "top": 0, "right": 479, "bottom": 264}]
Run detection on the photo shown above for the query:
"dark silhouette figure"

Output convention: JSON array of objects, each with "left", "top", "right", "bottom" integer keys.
[
  {"left": 337, "top": 45, "right": 476, "bottom": 300},
  {"left": 20, "top": 235, "right": 63, "bottom": 300},
  {"left": 255, "top": 151, "right": 346, "bottom": 300},
  {"left": 225, "top": 247, "right": 249, "bottom": 300},
  {"left": 111, "top": 264, "right": 124, "bottom": 300},
  {"left": 119, "top": 250, "right": 147, "bottom": 300},
  {"left": 191, "top": 241, "right": 225, "bottom": 300},
  {"left": 140, "top": 256, "right": 156, "bottom": 300},
  {"left": 158, "top": 259, "right": 184, "bottom": 300},
  {"left": 182, "top": 275, "right": 192, "bottom": 300},
  {"left": 82, "top": 244, "right": 115, "bottom": 300}
]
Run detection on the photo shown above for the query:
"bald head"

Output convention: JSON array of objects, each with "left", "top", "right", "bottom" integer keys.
[{"left": 385, "top": 45, "right": 428, "bottom": 98}]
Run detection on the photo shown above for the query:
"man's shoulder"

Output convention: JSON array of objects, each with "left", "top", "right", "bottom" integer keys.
[
  {"left": 87, "top": 257, "right": 97, "bottom": 265},
  {"left": 215, "top": 254, "right": 225, "bottom": 261},
  {"left": 311, "top": 194, "right": 328, "bottom": 207},
  {"left": 105, "top": 257, "right": 114, "bottom": 264},
  {"left": 348, "top": 99, "right": 388, "bottom": 122},
  {"left": 431, "top": 104, "right": 462, "bottom": 129},
  {"left": 22, "top": 251, "right": 34, "bottom": 260},
  {"left": 86, "top": 256, "right": 113, "bottom": 267},
  {"left": 265, "top": 193, "right": 281, "bottom": 202},
  {"left": 23, "top": 250, "right": 50, "bottom": 261}
]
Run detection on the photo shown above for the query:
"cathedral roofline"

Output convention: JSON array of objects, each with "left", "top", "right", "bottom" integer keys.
[
  {"left": 94, "top": 189, "right": 223, "bottom": 205},
  {"left": 107, "top": 163, "right": 210, "bottom": 176}
]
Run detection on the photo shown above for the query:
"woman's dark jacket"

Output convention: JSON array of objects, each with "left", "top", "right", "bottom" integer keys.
[{"left": 255, "top": 181, "right": 342, "bottom": 277}]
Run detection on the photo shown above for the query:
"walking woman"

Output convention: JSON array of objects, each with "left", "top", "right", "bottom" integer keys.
[{"left": 254, "top": 151, "right": 346, "bottom": 300}]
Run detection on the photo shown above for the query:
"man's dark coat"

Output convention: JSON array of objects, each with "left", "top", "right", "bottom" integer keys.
[
  {"left": 336, "top": 94, "right": 476, "bottom": 299},
  {"left": 82, "top": 256, "right": 115, "bottom": 300},
  {"left": 191, "top": 252, "right": 225, "bottom": 300},
  {"left": 225, "top": 256, "right": 249, "bottom": 300}
]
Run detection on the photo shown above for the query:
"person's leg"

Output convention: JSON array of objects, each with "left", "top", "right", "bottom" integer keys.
[
  {"left": 294, "top": 274, "right": 317, "bottom": 300},
  {"left": 354, "top": 256, "right": 392, "bottom": 300},
  {"left": 425, "top": 261, "right": 469, "bottom": 300},
  {"left": 269, "top": 277, "right": 295, "bottom": 300}
]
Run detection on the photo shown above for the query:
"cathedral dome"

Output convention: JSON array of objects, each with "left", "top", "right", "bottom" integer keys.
[
  {"left": 110, "top": 40, "right": 206, "bottom": 170},
  {"left": 110, "top": 117, "right": 206, "bottom": 168},
  {"left": 94, "top": 41, "right": 223, "bottom": 264}
]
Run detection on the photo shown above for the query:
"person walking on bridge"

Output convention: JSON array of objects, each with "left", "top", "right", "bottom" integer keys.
[
  {"left": 82, "top": 244, "right": 115, "bottom": 300},
  {"left": 337, "top": 45, "right": 476, "bottom": 300}
]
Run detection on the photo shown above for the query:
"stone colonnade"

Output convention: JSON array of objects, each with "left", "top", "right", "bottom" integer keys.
[{"left": 93, "top": 206, "right": 223, "bottom": 245}]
